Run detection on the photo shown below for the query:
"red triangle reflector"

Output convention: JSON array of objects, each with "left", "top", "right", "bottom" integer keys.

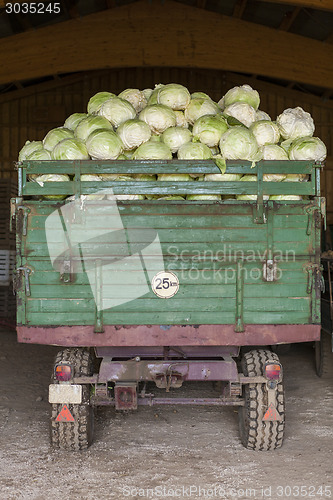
[
  {"left": 56, "top": 404, "right": 74, "bottom": 422},
  {"left": 263, "top": 403, "right": 282, "bottom": 421}
]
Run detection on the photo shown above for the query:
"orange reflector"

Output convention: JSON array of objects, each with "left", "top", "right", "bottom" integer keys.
[
  {"left": 265, "top": 363, "right": 282, "bottom": 381},
  {"left": 263, "top": 403, "right": 282, "bottom": 422},
  {"left": 56, "top": 404, "right": 74, "bottom": 422}
]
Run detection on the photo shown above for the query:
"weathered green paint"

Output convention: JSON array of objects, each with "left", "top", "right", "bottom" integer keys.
[{"left": 14, "top": 160, "right": 323, "bottom": 330}]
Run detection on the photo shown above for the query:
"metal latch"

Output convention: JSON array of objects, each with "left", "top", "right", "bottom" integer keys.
[
  {"left": 305, "top": 263, "right": 324, "bottom": 295},
  {"left": 263, "top": 259, "right": 278, "bottom": 282},
  {"left": 15, "top": 206, "right": 30, "bottom": 236},
  {"left": 60, "top": 260, "right": 73, "bottom": 283},
  {"left": 14, "top": 266, "right": 33, "bottom": 296}
]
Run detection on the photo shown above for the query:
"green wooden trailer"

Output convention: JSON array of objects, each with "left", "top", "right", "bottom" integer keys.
[{"left": 12, "top": 159, "right": 325, "bottom": 451}]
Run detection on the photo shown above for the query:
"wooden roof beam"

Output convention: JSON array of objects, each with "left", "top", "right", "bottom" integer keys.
[
  {"left": 0, "top": 0, "right": 332, "bottom": 89},
  {"left": 258, "top": 0, "right": 333, "bottom": 12},
  {"left": 278, "top": 7, "right": 301, "bottom": 31},
  {"left": 233, "top": 0, "right": 248, "bottom": 18}
]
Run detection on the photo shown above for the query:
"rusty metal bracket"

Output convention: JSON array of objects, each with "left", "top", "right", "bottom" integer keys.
[
  {"left": 263, "top": 259, "right": 278, "bottom": 282},
  {"left": 60, "top": 259, "right": 73, "bottom": 283},
  {"left": 14, "top": 266, "right": 34, "bottom": 296},
  {"left": 16, "top": 206, "right": 30, "bottom": 236}
]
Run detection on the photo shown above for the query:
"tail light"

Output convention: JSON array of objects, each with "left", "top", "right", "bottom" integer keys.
[
  {"left": 55, "top": 364, "right": 72, "bottom": 382},
  {"left": 265, "top": 362, "right": 282, "bottom": 382}
]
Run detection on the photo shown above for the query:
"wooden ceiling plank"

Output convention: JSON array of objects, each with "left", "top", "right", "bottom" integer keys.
[
  {"left": 0, "top": 0, "right": 332, "bottom": 89},
  {"left": 258, "top": 0, "right": 333, "bottom": 12}
]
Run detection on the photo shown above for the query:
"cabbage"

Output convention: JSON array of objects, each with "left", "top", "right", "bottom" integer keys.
[
  {"left": 34, "top": 174, "right": 70, "bottom": 200},
  {"left": 204, "top": 173, "right": 242, "bottom": 182},
  {"left": 80, "top": 174, "right": 105, "bottom": 200},
  {"left": 262, "top": 144, "right": 288, "bottom": 161},
  {"left": 256, "top": 110, "right": 271, "bottom": 121},
  {"left": 27, "top": 149, "right": 52, "bottom": 179},
  {"left": 85, "top": 129, "right": 123, "bottom": 160},
  {"left": 237, "top": 175, "right": 269, "bottom": 200},
  {"left": 261, "top": 145, "right": 288, "bottom": 182},
  {"left": 250, "top": 120, "right": 280, "bottom": 147},
  {"left": 157, "top": 196, "right": 186, "bottom": 200},
  {"left": 280, "top": 138, "right": 294, "bottom": 154},
  {"left": 147, "top": 84, "right": 165, "bottom": 105},
  {"left": 133, "top": 140, "right": 172, "bottom": 160},
  {"left": 157, "top": 83, "right": 191, "bottom": 110},
  {"left": 142, "top": 88, "right": 154, "bottom": 101},
  {"left": 184, "top": 98, "right": 221, "bottom": 125},
  {"left": 87, "top": 92, "right": 115, "bottom": 115},
  {"left": 270, "top": 195, "right": 303, "bottom": 201},
  {"left": 115, "top": 194, "right": 145, "bottom": 200},
  {"left": 100, "top": 173, "right": 132, "bottom": 181},
  {"left": 191, "top": 92, "right": 212, "bottom": 100},
  {"left": 133, "top": 174, "right": 157, "bottom": 181},
  {"left": 99, "top": 97, "right": 136, "bottom": 128},
  {"left": 52, "top": 138, "right": 90, "bottom": 160},
  {"left": 276, "top": 107, "right": 315, "bottom": 140},
  {"left": 178, "top": 142, "right": 213, "bottom": 178},
  {"left": 161, "top": 127, "right": 192, "bottom": 153},
  {"left": 150, "top": 135, "right": 162, "bottom": 142},
  {"left": 64, "top": 113, "right": 88, "bottom": 131},
  {"left": 223, "top": 102, "right": 257, "bottom": 128},
  {"left": 186, "top": 194, "right": 221, "bottom": 201},
  {"left": 105, "top": 176, "right": 145, "bottom": 201},
  {"left": 284, "top": 174, "right": 308, "bottom": 182},
  {"left": 116, "top": 119, "right": 151, "bottom": 150},
  {"left": 74, "top": 115, "right": 113, "bottom": 141},
  {"left": 192, "top": 114, "right": 228, "bottom": 147},
  {"left": 18, "top": 140, "right": 44, "bottom": 160},
  {"left": 158, "top": 173, "right": 194, "bottom": 182},
  {"left": 28, "top": 149, "right": 52, "bottom": 161},
  {"left": 43, "top": 127, "right": 74, "bottom": 152},
  {"left": 139, "top": 104, "right": 177, "bottom": 134},
  {"left": 288, "top": 136, "right": 327, "bottom": 161},
  {"left": 219, "top": 126, "right": 260, "bottom": 161},
  {"left": 118, "top": 88, "right": 147, "bottom": 113},
  {"left": 174, "top": 111, "right": 189, "bottom": 128},
  {"left": 177, "top": 142, "right": 212, "bottom": 160},
  {"left": 218, "top": 84, "right": 260, "bottom": 111}
]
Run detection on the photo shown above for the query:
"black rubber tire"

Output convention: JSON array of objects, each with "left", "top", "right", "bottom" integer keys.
[
  {"left": 315, "top": 331, "right": 333, "bottom": 379},
  {"left": 238, "top": 349, "right": 285, "bottom": 451},
  {"left": 50, "top": 348, "right": 94, "bottom": 451}
]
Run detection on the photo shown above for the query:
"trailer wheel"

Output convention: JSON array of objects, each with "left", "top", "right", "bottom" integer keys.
[
  {"left": 315, "top": 331, "right": 333, "bottom": 379},
  {"left": 238, "top": 349, "right": 285, "bottom": 451},
  {"left": 50, "top": 348, "right": 94, "bottom": 451}
]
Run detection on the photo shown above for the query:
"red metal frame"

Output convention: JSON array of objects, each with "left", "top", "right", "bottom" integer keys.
[{"left": 17, "top": 323, "right": 320, "bottom": 347}]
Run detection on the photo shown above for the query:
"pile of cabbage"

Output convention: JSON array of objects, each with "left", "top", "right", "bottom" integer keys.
[{"left": 18, "top": 83, "right": 327, "bottom": 201}]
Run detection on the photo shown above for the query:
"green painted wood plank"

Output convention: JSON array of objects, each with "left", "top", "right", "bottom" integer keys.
[
  {"left": 23, "top": 180, "right": 315, "bottom": 197},
  {"left": 23, "top": 241, "right": 314, "bottom": 258},
  {"left": 28, "top": 283, "right": 237, "bottom": 299},
  {"left": 25, "top": 310, "right": 310, "bottom": 326},
  {"left": 21, "top": 159, "right": 316, "bottom": 177},
  {"left": 26, "top": 227, "right": 270, "bottom": 245},
  {"left": 26, "top": 297, "right": 236, "bottom": 313}
]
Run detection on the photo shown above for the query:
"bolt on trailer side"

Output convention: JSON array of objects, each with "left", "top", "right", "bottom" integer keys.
[{"left": 12, "top": 159, "right": 324, "bottom": 450}]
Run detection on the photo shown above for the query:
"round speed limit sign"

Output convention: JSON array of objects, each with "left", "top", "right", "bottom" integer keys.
[{"left": 151, "top": 271, "right": 179, "bottom": 299}]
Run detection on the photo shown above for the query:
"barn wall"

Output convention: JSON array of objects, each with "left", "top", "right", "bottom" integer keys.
[{"left": 1, "top": 67, "right": 332, "bottom": 218}]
